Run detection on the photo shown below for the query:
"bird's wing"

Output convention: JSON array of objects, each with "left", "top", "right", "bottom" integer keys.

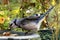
[
  {"left": 26, "top": 16, "right": 39, "bottom": 20},
  {"left": 20, "top": 17, "right": 39, "bottom": 25},
  {"left": 20, "top": 21, "right": 38, "bottom": 31}
]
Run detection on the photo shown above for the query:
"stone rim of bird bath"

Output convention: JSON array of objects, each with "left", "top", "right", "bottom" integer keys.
[
  {"left": 0, "top": 30, "right": 40, "bottom": 39},
  {"left": 0, "top": 34, "right": 40, "bottom": 39}
]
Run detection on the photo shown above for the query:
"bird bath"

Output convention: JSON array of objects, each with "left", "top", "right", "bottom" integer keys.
[{"left": 0, "top": 30, "right": 40, "bottom": 40}]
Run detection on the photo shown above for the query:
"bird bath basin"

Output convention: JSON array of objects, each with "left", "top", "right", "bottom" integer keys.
[{"left": 0, "top": 30, "right": 40, "bottom": 40}]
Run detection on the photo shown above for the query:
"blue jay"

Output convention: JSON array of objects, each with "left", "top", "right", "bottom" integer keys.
[{"left": 9, "top": 6, "right": 54, "bottom": 33}]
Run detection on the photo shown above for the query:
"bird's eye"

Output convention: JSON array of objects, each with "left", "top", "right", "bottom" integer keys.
[
  {"left": 36, "top": 14, "right": 38, "bottom": 16},
  {"left": 35, "top": 14, "right": 40, "bottom": 16}
]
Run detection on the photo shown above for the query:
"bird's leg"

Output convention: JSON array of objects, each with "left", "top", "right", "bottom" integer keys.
[
  {"left": 22, "top": 29, "right": 34, "bottom": 35},
  {"left": 25, "top": 30, "right": 37, "bottom": 35},
  {"left": 26, "top": 28, "right": 38, "bottom": 35},
  {"left": 25, "top": 30, "right": 31, "bottom": 35}
]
